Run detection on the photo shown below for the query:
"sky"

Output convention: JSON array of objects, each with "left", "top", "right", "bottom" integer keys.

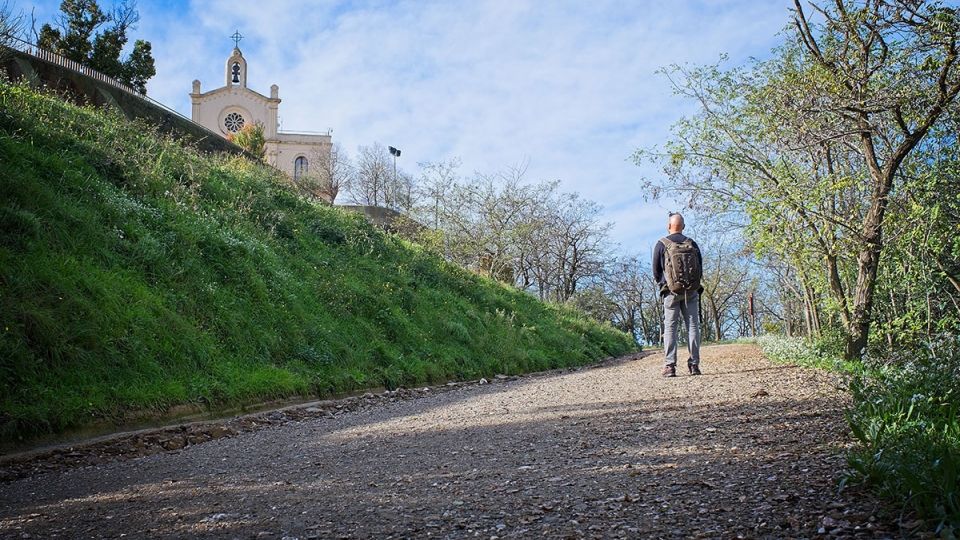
[{"left": 21, "top": 0, "right": 793, "bottom": 257}]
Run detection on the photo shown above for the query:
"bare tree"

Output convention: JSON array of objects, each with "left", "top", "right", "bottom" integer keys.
[
  {"left": 310, "top": 142, "right": 352, "bottom": 203},
  {"left": 0, "top": 1, "right": 24, "bottom": 53},
  {"left": 346, "top": 142, "right": 414, "bottom": 211},
  {"left": 638, "top": 272, "right": 665, "bottom": 346},
  {"left": 416, "top": 158, "right": 462, "bottom": 230},
  {"left": 689, "top": 219, "right": 752, "bottom": 341},
  {"left": 437, "top": 171, "right": 544, "bottom": 281},
  {"left": 599, "top": 256, "right": 654, "bottom": 343},
  {"left": 347, "top": 143, "right": 391, "bottom": 207},
  {"left": 548, "top": 193, "right": 611, "bottom": 302}
]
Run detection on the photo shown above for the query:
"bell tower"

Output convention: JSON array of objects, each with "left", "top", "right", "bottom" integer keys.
[
  {"left": 225, "top": 47, "right": 247, "bottom": 88},
  {"left": 188, "top": 30, "right": 332, "bottom": 201},
  {"left": 225, "top": 31, "right": 247, "bottom": 88}
]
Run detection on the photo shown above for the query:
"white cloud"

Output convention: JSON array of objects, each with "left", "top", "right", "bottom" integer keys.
[{"left": 36, "top": 0, "right": 793, "bottom": 255}]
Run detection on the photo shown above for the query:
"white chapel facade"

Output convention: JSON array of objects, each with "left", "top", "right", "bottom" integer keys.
[{"left": 190, "top": 45, "right": 333, "bottom": 201}]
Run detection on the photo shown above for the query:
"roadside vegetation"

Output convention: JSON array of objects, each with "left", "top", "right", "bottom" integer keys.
[
  {"left": 757, "top": 334, "right": 960, "bottom": 533},
  {"left": 0, "top": 80, "right": 635, "bottom": 443}
]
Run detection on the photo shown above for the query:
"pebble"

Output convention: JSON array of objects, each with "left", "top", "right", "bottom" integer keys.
[{"left": 0, "top": 346, "right": 899, "bottom": 539}]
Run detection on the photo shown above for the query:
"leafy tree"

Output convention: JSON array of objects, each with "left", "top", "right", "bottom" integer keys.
[
  {"left": 869, "top": 119, "right": 960, "bottom": 346},
  {"left": 789, "top": 0, "right": 960, "bottom": 357},
  {"left": 36, "top": 0, "right": 155, "bottom": 93},
  {"left": 641, "top": 0, "right": 960, "bottom": 359},
  {"left": 568, "top": 286, "right": 618, "bottom": 325}
]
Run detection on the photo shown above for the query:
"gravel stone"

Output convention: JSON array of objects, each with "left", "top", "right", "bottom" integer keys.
[{"left": 0, "top": 345, "right": 898, "bottom": 538}]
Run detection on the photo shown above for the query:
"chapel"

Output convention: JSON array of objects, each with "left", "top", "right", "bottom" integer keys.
[{"left": 189, "top": 43, "right": 332, "bottom": 201}]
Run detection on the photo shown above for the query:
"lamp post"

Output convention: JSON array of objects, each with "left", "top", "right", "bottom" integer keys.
[
  {"left": 388, "top": 146, "right": 401, "bottom": 209},
  {"left": 388, "top": 146, "right": 401, "bottom": 185}
]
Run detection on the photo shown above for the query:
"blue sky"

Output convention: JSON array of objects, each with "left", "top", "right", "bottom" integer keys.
[{"left": 22, "top": 0, "right": 793, "bottom": 258}]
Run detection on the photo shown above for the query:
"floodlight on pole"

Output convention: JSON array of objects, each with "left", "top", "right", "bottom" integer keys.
[{"left": 388, "top": 146, "right": 401, "bottom": 193}]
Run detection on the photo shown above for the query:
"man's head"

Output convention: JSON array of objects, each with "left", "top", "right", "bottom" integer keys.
[{"left": 668, "top": 213, "right": 685, "bottom": 234}]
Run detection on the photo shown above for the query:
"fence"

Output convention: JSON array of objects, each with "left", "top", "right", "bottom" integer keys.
[
  {"left": 6, "top": 35, "right": 140, "bottom": 95},
  {"left": 2, "top": 35, "right": 213, "bottom": 135}
]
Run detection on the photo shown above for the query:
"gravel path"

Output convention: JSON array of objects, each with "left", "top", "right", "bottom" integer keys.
[{"left": 0, "top": 344, "right": 895, "bottom": 539}]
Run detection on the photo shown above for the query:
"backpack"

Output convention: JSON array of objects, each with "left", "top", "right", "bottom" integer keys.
[{"left": 660, "top": 236, "right": 702, "bottom": 294}]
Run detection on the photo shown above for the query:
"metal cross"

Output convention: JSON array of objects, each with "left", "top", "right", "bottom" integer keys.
[{"left": 231, "top": 30, "right": 243, "bottom": 48}]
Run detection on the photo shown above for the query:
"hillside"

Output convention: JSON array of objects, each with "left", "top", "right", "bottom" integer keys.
[{"left": 0, "top": 81, "right": 635, "bottom": 444}]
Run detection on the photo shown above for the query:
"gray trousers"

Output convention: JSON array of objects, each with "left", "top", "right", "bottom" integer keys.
[{"left": 663, "top": 291, "right": 701, "bottom": 367}]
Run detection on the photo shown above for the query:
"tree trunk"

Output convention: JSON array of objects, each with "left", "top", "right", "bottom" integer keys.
[
  {"left": 886, "top": 288, "right": 896, "bottom": 349},
  {"left": 802, "top": 292, "right": 813, "bottom": 338},
  {"left": 933, "top": 258, "right": 960, "bottom": 296},
  {"left": 784, "top": 297, "right": 793, "bottom": 337},
  {"left": 807, "top": 285, "right": 821, "bottom": 337},
  {"left": 712, "top": 302, "right": 722, "bottom": 341},
  {"left": 824, "top": 254, "right": 850, "bottom": 333},
  {"left": 845, "top": 201, "right": 886, "bottom": 360}
]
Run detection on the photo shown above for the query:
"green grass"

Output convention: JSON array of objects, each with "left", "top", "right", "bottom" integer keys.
[
  {"left": 755, "top": 334, "right": 960, "bottom": 534},
  {"left": 845, "top": 342, "right": 960, "bottom": 535},
  {"left": 0, "top": 81, "right": 636, "bottom": 443}
]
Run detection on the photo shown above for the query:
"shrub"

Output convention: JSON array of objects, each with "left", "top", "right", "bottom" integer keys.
[
  {"left": 227, "top": 122, "right": 266, "bottom": 158},
  {"left": 758, "top": 334, "right": 960, "bottom": 533},
  {"left": 755, "top": 334, "right": 861, "bottom": 373},
  {"left": 847, "top": 338, "right": 960, "bottom": 534}
]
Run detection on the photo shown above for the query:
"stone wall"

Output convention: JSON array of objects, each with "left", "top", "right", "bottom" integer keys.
[{"left": 337, "top": 205, "right": 425, "bottom": 233}]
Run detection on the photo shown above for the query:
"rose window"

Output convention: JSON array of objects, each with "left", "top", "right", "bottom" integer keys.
[{"left": 224, "top": 112, "right": 245, "bottom": 133}]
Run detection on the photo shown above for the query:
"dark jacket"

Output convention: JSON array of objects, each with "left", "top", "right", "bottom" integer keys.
[{"left": 652, "top": 233, "right": 703, "bottom": 297}]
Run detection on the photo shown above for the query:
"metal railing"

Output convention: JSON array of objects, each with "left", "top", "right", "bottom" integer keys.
[
  {"left": 6, "top": 35, "right": 140, "bottom": 95},
  {"left": 279, "top": 129, "right": 332, "bottom": 136},
  {"left": 3, "top": 35, "right": 241, "bottom": 150}
]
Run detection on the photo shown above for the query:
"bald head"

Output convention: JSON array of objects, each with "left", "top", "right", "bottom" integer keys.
[{"left": 668, "top": 213, "right": 685, "bottom": 234}]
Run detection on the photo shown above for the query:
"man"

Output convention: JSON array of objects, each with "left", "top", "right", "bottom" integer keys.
[{"left": 652, "top": 213, "right": 703, "bottom": 377}]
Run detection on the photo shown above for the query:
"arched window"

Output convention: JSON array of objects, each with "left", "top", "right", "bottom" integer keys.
[{"left": 294, "top": 156, "right": 308, "bottom": 181}]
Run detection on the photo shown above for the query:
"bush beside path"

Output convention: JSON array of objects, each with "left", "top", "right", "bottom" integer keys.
[{"left": 0, "top": 344, "right": 897, "bottom": 538}]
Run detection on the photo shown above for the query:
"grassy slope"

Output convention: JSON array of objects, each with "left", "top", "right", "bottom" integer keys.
[{"left": 0, "top": 82, "right": 636, "bottom": 442}]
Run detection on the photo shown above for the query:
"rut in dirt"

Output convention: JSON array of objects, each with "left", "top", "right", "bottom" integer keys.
[{"left": 0, "top": 344, "right": 892, "bottom": 539}]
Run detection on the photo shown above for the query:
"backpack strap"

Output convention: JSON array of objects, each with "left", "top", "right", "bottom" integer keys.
[{"left": 658, "top": 237, "right": 672, "bottom": 295}]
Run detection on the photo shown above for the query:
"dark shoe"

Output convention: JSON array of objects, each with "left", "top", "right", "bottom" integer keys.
[
  {"left": 662, "top": 365, "right": 676, "bottom": 377},
  {"left": 688, "top": 361, "right": 701, "bottom": 376}
]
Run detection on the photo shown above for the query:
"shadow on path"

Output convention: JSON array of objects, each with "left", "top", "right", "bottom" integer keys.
[{"left": 0, "top": 346, "right": 893, "bottom": 539}]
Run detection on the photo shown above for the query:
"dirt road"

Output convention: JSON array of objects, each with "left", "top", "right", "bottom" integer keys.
[{"left": 0, "top": 344, "right": 892, "bottom": 538}]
